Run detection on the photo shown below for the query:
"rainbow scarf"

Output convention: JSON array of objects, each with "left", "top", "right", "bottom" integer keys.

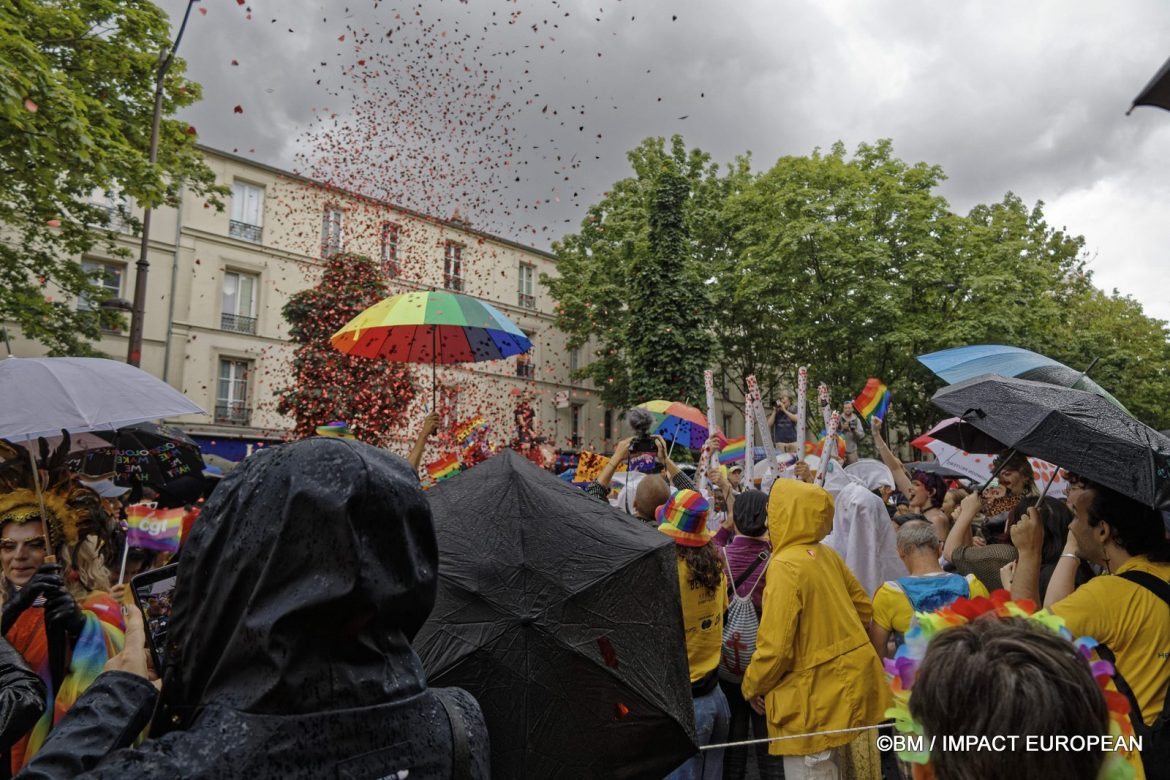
[
  {"left": 854, "top": 378, "right": 891, "bottom": 422},
  {"left": 718, "top": 437, "right": 746, "bottom": 464},
  {"left": 426, "top": 453, "right": 461, "bottom": 483},
  {"left": 9, "top": 593, "right": 125, "bottom": 772},
  {"left": 804, "top": 431, "right": 846, "bottom": 459}
]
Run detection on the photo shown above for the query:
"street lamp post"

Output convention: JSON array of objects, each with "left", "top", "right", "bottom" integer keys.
[{"left": 126, "top": 0, "right": 198, "bottom": 367}]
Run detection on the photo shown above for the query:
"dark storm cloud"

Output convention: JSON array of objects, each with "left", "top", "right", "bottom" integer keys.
[{"left": 156, "top": 0, "right": 1170, "bottom": 319}]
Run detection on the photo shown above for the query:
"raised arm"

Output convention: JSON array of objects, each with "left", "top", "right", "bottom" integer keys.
[
  {"left": 1008, "top": 506, "right": 1044, "bottom": 605},
  {"left": 597, "top": 437, "right": 632, "bottom": 489},
  {"left": 943, "top": 491, "right": 982, "bottom": 564},
  {"left": 407, "top": 411, "right": 440, "bottom": 472},
  {"left": 871, "top": 417, "right": 913, "bottom": 499}
]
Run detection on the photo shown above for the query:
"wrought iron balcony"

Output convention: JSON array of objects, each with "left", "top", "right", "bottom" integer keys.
[
  {"left": 444, "top": 273, "right": 464, "bottom": 292},
  {"left": 220, "top": 312, "right": 257, "bottom": 335},
  {"left": 229, "top": 220, "right": 263, "bottom": 243},
  {"left": 214, "top": 404, "right": 251, "bottom": 426},
  {"left": 516, "top": 361, "right": 535, "bottom": 379},
  {"left": 518, "top": 292, "right": 535, "bottom": 309}
]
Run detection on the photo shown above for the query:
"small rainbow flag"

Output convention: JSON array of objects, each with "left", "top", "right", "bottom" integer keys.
[
  {"left": 718, "top": 437, "right": 746, "bottom": 464},
  {"left": 853, "top": 378, "right": 891, "bottom": 422},
  {"left": 426, "top": 453, "right": 462, "bottom": 483},
  {"left": 455, "top": 417, "right": 488, "bottom": 444},
  {"left": 125, "top": 504, "right": 183, "bottom": 553}
]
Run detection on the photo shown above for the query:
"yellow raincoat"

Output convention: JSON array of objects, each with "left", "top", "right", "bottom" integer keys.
[{"left": 741, "top": 480, "right": 888, "bottom": 756}]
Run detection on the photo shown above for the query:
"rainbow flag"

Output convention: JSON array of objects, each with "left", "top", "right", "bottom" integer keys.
[
  {"left": 125, "top": 504, "right": 183, "bottom": 553},
  {"left": 455, "top": 417, "right": 489, "bottom": 444},
  {"left": 854, "top": 378, "right": 891, "bottom": 422},
  {"left": 718, "top": 437, "right": 746, "bottom": 464},
  {"left": 426, "top": 453, "right": 462, "bottom": 483}
]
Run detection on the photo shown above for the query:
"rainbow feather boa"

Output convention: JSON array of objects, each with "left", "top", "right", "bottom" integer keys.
[
  {"left": 884, "top": 589, "right": 1137, "bottom": 780},
  {"left": 8, "top": 593, "right": 124, "bottom": 772}
]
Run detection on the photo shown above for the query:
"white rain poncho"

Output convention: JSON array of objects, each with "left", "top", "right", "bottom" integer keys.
[{"left": 823, "top": 481, "right": 906, "bottom": 596}]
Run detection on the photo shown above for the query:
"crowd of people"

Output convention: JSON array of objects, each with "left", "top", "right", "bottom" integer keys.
[{"left": 0, "top": 386, "right": 1167, "bottom": 780}]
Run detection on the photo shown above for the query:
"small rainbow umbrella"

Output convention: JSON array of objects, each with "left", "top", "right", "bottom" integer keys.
[
  {"left": 332, "top": 290, "right": 532, "bottom": 407},
  {"left": 636, "top": 400, "right": 709, "bottom": 449}
]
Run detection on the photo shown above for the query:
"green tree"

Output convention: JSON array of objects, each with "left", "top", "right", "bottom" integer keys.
[
  {"left": 276, "top": 253, "right": 417, "bottom": 445},
  {"left": 544, "top": 135, "right": 743, "bottom": 412},
  {"left": 0, "top": 0, "right": 222, "bottom": 354}
]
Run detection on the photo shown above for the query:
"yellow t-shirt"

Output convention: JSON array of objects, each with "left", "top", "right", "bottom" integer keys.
[
  {"left": 872, "top": 573, "right": 989, "bottom": 634},
  {"left": 1051, "top": 556, "right": 1170, "bottom": 726},
  {"left": 676, "top": 556, "right": 728, "bottom": 683}
]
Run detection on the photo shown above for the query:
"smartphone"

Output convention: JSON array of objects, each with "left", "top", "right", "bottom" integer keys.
[{"left": 131, "top": 563, "right": 179, "bottom": 676}]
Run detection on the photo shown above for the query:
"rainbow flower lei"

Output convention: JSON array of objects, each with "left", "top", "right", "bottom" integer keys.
[{"left": 884, "top": 589, "right": 1136, "bottom": 780}]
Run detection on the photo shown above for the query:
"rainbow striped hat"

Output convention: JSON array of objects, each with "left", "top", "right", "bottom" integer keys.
[{"left": 656, "top": 489, "right": 713, "bottom": 547}]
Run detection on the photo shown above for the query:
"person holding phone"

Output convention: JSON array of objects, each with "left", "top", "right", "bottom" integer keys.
[{"left": 19, "top": 437, "right": 490, "bottom": 779}]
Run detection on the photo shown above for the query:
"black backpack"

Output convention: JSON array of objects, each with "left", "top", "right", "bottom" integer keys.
[{"left": 1096, "top": 571, "right": 1170, "bottom": 780}]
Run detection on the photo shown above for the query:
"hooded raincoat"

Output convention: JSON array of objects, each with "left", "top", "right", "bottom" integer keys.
[
  {"left": 824, "top": 481, "right": 906, "bottom": 597},
  {"left": 17, "top": 438, "right": 489, "bottom": 779},
  {"left": 741, "top": 480, "right": 887, "bottom": 756}
]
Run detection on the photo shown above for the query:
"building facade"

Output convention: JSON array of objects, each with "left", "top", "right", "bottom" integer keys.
[{"left": 7, "top": 147, "right": 753, "bottom": 464}]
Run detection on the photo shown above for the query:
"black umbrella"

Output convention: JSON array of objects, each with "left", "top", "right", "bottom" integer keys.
[
  {"left": 67, "top": 422, "right": 205, "bottom": 488},
  {"left": 924, "top": 418, "right": 1007, "bottom": 454},
  {"left": 906, "top": 461, "right": 972, "bottom": 480},
  {"left": 414, "top": 450, "right": 697, "bottom": 778},
  {"left": 1128, "top": 55, "right": 1170, "bottom": 114},
  {"left": 932, "top": 374, "right": 1170, "bottom": 508}
]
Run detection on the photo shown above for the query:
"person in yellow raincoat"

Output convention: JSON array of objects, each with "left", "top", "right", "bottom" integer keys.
[{"left": 741, "top": 479, "right": 887, "bottom": 780}]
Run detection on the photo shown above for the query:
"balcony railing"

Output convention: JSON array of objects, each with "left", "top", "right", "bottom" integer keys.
[
  {"left": 516, "top": 361, "right": 535, "bottom": 379},
  {"left": 220, "top": 312, "right": 257, "bottom": 335},
  {"left": 214, "top": 404, "right": 251, "bottom": 426},
  {"left": 444, "top": 274, "right": 464, "bottom": 292},
  {"left": 382, "top": 261, "right": 400, "bottom": 278},
  {"left": 229, "top": 220, "right": 263, "bottom": 243},
  {"left": 518, "top": 292, "right": 535, "bottom": 309}
]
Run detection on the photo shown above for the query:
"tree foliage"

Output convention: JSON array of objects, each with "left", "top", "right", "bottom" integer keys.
[
  {"left": 0, "top": 0, "right": 223, "bottom": 354},
  {"left": 544, "top": 135, "right": 746, "bottom": 411},
  {"left": 548, "top": 136, "right": 1170, "bottom": 436},
  {"left": 276, "top": 253, "right": 417, "bottom": 445}
]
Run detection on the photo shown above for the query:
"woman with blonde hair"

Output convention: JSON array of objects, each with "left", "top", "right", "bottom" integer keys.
[{"left": 0, "top": 437, "right": 123, "bottom": 773}]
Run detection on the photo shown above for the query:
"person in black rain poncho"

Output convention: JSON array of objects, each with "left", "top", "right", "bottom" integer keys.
[{"left": 17, "top": 437, "right": 489, "bottom": 779}]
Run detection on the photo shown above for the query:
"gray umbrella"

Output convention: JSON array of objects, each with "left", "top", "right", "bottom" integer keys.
[
  {"left": 932, "top": 374, "right": 1170, "bottom": 508},
  {"left": 1128, "top": 54, "right": 1170, "bottom": 115}
]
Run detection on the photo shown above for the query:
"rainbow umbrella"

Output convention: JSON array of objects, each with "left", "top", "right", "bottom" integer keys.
[
  {"left": 332, "top": 290, "right": 532, "bottom": 407},
  {"left": 636, "top": 400, "right": 709, "bottom": 449}
]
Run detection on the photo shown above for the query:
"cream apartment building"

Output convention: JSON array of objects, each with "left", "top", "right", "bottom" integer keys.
[
  {"left": 6, "top": 148, "right": 592, "bottom": 458},
  {"left": 6, "top": 147, "right": 754, "bottom": 464}
]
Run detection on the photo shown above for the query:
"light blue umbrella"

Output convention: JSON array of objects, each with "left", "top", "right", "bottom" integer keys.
[{"left": 918, "top": 345, "right": 1128, "bottom": 412}]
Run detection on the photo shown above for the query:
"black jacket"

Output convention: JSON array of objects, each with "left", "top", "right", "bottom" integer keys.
[
  {"left": 20, "top": 438, "right": 489, "bottom": 779},
  {"left": 0, "top": 637, "right": 44, "bottom": 780}
]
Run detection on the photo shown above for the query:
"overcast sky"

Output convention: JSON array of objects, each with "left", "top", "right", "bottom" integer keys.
[{"left": 158, "top": 0, "right": 1170, "bottom": 321}]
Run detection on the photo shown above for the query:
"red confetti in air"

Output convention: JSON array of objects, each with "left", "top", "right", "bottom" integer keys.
[
  {"left": 233, "top": 105, "right": 244, "bottom": 114},
  {"left": 24, "top": 99, "right": 37, "bottom": 113},
  {"left": 186, "top": 126, "right": 197, "bottom": 135},
  {"left": 615, "top": 703, "right": 629, "bottom": 718},
  {"left": 46, "top": 219, "right": 60, "bottom": 228}
]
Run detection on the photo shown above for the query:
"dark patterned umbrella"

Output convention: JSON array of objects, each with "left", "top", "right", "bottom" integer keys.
[
  {"left": 1128, "top": 55, "right": 1170, "bottom": 114},
  {"left": 67, "top": 422, "right": 205, "bottom": 488}
]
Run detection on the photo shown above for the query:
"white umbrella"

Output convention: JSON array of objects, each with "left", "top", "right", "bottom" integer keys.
[
  {"left": 0, "top": 356, "right": 205, "bottom": 554},
  {"left": 911, "top": 435, "right": 1067, "bottom": 498},
  {"left": 0, "top": 356, "right": 205, "bottom": 441}
]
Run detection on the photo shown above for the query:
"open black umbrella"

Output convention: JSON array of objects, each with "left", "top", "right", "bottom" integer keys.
[
  {"left": 1128, "top": 54, "right": 1170, "bottom": 114},
  {"left": 932, "top": 374, "right": 1170, "bottom": 508},
  {"left": 414, "top": 450, "right": 697, "bottom": 778},
  {"left": 67, "top": 422, "right": 204, "bottom": 487}
]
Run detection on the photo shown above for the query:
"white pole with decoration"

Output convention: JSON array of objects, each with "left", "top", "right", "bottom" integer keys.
[
  {"left": 747, "top": 375, "right": 778, "bottom": 493},
  {"left": 796, "top": 367, "right": 808, "bottom": 454},
  {"left": 817, "top": 410, "right": 840, "bottom": 486},
  {"left": 818, "top": 382, "right": 833, "bottom": 430},
  {"left": 744, "top": 397, "right": 755, "bottom": 489},
  {"left": 697, "top": 370, "right": 718, "bottom": 497}
]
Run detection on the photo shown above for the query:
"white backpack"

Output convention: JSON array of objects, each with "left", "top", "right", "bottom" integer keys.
[{"left": 719, "top": 548, "right": 770, "bottom": 683}]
